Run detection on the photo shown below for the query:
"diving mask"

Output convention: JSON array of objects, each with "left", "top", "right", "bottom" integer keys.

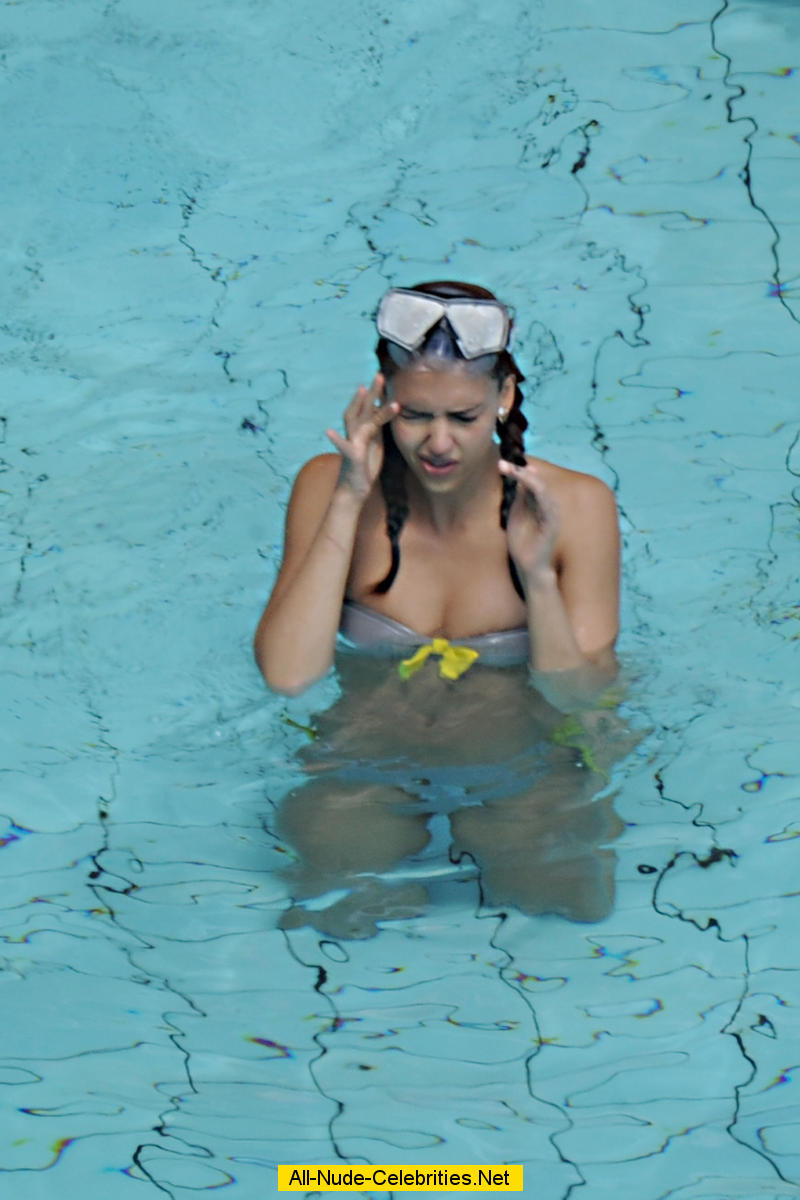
[{"left": 376, "top": 288, "right": 512, "bottom": 360}]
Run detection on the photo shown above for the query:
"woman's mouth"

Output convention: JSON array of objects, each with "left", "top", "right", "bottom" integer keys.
[{"left": 420, "top": 457, "right": 458, "bottom": 476}]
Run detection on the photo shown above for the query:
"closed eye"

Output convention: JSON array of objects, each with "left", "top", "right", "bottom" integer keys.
[{"left": 397, "top": 409, "right": 480, "bottom": 423}]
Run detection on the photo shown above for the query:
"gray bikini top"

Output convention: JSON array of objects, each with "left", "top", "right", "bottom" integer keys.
[{"left": 338, "top": 601, "right": 530, "bottom": 667}]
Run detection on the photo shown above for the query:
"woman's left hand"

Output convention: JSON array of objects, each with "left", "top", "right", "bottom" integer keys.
[{"left": 499, "top": 459, "right": 560, "bottom": 587}]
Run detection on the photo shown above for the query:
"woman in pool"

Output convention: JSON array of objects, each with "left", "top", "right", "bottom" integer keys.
[
  {"left": 255, "top": 280, "right": 619, "bottom": 695},
  {"left": 254, "top": 281, "right": 626, "bottom": 937}
]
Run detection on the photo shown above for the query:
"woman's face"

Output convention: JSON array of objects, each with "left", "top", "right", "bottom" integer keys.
[{"left": 388, "top": 364, "right": 515, "bottom": 492}]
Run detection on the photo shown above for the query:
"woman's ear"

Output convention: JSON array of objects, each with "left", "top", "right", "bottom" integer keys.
[{"left": 499, "top": 374, "right": 516, "bottom": 410}]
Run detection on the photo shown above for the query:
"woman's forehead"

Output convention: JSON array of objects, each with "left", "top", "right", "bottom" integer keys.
[{"left": 390, "top": 365, "right": 496, "bottom": 407}]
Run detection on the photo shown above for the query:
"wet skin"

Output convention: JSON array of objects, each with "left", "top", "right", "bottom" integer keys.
[{"left": 274, "top": 657, "right": 634, "bottom": 941}]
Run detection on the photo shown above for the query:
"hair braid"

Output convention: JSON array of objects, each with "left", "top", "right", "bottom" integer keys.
[
  {"left": 373, "top": 425, "right": 409, "bottom": 594},
  {"left": 498, "top": 378, "right": 529, "bottom": 600}
]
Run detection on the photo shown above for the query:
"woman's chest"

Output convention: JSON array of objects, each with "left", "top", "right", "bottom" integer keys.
[{"left": 348, "top": 505, "right": 526, "bottom": 638}]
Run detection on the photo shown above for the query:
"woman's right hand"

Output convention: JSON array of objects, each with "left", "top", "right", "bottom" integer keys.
[{"left": 326, "top": 374, "right": 398, "bottom": 499}]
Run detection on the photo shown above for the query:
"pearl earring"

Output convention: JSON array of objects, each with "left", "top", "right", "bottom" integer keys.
[{"left": 497, "top": 407, "right": 507, "bottom": 422}]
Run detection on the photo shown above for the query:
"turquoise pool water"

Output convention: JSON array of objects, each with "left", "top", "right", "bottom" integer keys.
[{"left": 3, "top": 1, "right": 800, "bottom": 1197}]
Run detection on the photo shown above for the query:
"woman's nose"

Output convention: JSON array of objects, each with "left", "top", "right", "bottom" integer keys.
[{"left": 425, "top": 418, "right": 454, "bottom": 455}]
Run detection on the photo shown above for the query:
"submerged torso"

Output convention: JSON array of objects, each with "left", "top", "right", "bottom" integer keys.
[{"left": 289, "top": 603, "right": 556, "bottom": 773}]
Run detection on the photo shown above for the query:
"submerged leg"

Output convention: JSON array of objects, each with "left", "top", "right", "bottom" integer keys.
[
  {"left": 450, "top": 763, "right": 624, "bottom": 923},
  {"left": 274, "top": 777, "right": 432, "bottom": 939}
]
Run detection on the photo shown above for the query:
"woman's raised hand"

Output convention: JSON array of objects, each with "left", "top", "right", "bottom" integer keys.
[
  {"left": 499, "top": 459, "right": 560, "bottom": 586},
  {"left": 326, "top": 374, "right": 398, "bottom": 499}
]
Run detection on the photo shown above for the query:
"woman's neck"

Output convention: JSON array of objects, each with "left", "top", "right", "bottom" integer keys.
[{"left": 406, "top": 450, "right": 502, "bottom": 535}]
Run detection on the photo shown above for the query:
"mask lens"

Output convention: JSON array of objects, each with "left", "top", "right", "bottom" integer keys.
[
  {"left": 377, "top": 290, "right": 445, "bottom": 350},
  {"left": 446, "top": 301, "right": 509, "bottom": 358}
]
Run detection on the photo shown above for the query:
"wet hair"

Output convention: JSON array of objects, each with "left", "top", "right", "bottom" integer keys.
[{"left": 373, "top": 279, "right": 528, "bottom": 599}]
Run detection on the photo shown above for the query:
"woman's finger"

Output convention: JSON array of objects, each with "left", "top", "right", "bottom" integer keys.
[
  {"left": 347, "top": 404, "right": 397, "bottom": 452},
  {"left": 345, "top": 374, "right": 381, "bottom": 413},
  {"left": 371, "top": 398, "right": 399, "bottom": 427},
  {"left": 366, "top": 372, "right": 385, "bottom": 402},
  {"left": 343, "top": 375, "right": 388, "bottom": 437},
  {"left": 498, "top": 458, "right": 539, "bottom": 479},
  {"left": 499, "top": 460, "right": 554, "bottom": 525},
  {"left": 356, "top": 376, "right": 389, "bottom": 428},
  {"left": 351, "top": 398, "right": 397, "bottom": 444},
  {"left": 499, "top": 459, "right": 544, "bottom": 495},
  {"left": 325, "top": 428, "right": 350, "bottom": 455},
  {"left": 343, "top": 385, "right": 370, "bottom": 424},
  {"left": 332, "top": 399, "right": 397, "bottom": 455}
]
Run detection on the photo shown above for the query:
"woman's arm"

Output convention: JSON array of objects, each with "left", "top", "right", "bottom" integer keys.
[
  {"left": 253, "top": 376, "right": 395, "bottom": 694},
  {"left": 500, "top": 460, "right": 620, "bottom": 706},
  {"left": 254, "top": 455, "right": 361, "bottom": 694}
]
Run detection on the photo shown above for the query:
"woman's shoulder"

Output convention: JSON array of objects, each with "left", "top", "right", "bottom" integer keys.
[
  {"left": 529, "top": 457, "right": 618, "bottom": 558},
  {"left": 285, "top": 453, "right": 341, "bottom": 507},
  {"left": 289, "top": 453, "right": 384, "bottom": 521},
  {"left": 528, "top": 456, "right": 619, "bottom": 589},
  {"left": 281, "top": 455, "right": 343, "bottom": 536},
  {"left": 293, "top": 453, "right": 342, "bottom": 489},
  {"left": 528, "top": 456, "right": 616, "bottom": 506}
]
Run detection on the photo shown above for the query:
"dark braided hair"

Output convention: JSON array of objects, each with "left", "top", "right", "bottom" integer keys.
[{"left": 373, "top": 280, "right": 528, "bottom": 599}]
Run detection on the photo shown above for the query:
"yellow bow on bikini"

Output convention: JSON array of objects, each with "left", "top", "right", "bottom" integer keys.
[{"left": 398, "top": 638, "right": 480, "bottom": 681}]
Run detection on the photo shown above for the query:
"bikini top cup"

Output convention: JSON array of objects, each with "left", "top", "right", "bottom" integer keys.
[{"left": 338, "top": 600, "right": 530, "bottom": 668}]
